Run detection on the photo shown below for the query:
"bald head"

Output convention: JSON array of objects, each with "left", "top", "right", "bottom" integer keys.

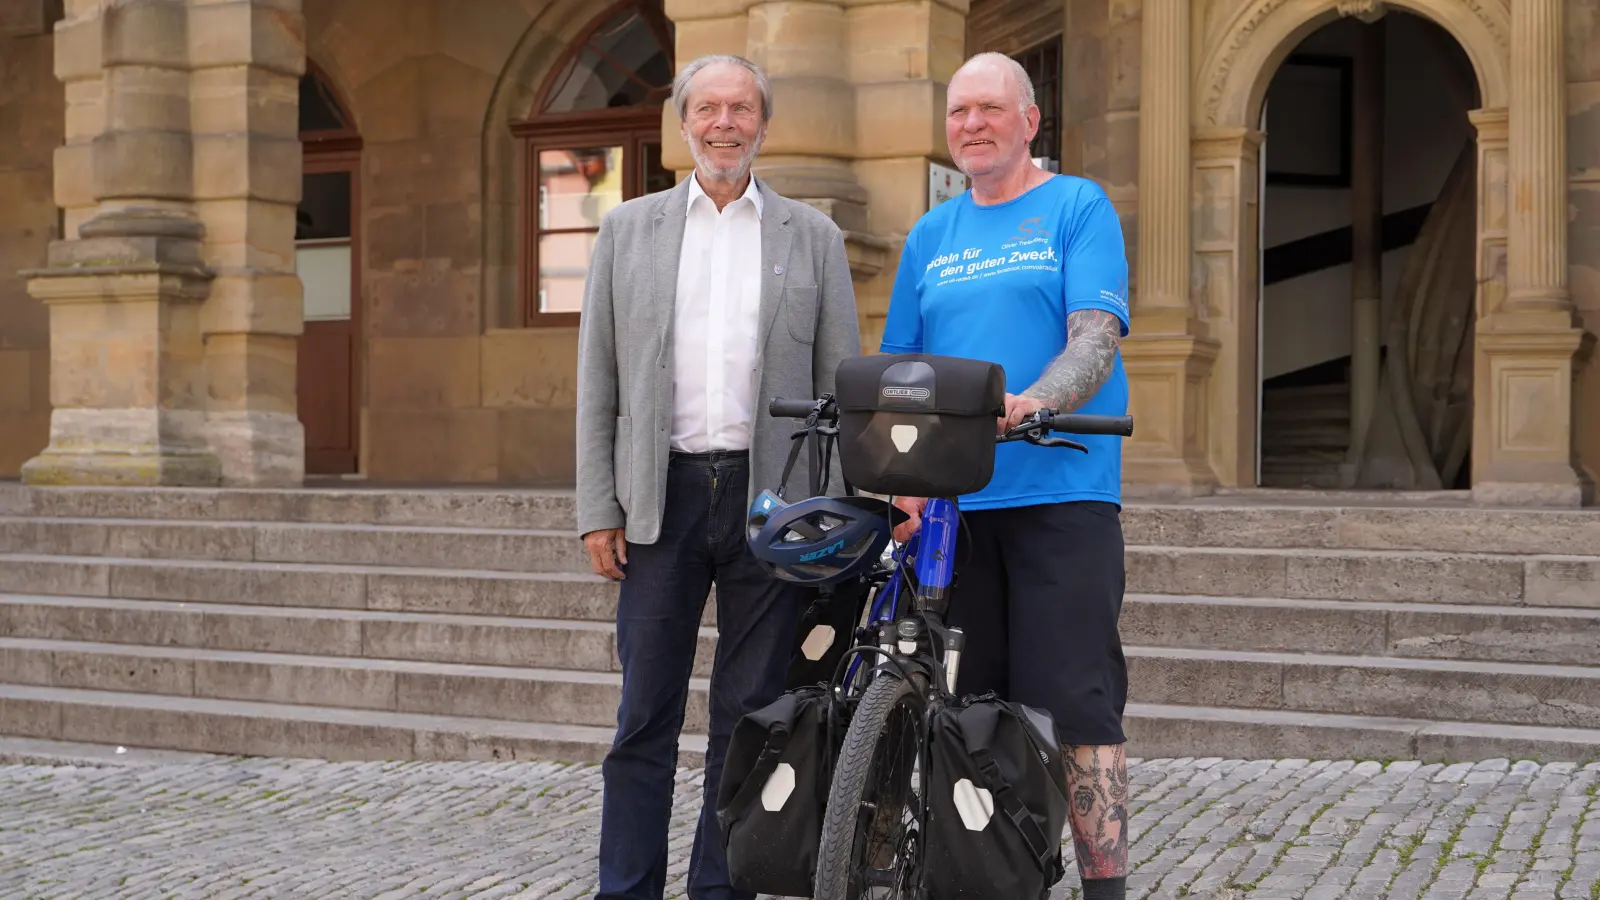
[{"left": 950, "top": 51, "right": 1036, "bottom": 113}]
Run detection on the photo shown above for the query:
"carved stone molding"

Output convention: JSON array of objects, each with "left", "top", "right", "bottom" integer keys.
[{"left": 1197, "top": 0, "right": 1509, "bottom": 126}]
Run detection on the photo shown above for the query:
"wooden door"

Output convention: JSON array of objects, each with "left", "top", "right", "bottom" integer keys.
[{"left": 296, "top": 160, "right": 360, "bottom": 475}]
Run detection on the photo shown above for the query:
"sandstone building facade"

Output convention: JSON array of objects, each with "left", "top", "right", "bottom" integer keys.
[{"left": 0, "top": 0, "right": 1595, "bottom": 507}]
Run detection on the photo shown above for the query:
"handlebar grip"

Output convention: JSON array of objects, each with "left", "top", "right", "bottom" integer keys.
[
  {"left": 769, "top": 397, "right": 821, "bottom": 418},
  {"left": 1046, "top": 413, "right": 1134, "bottom": 437}
]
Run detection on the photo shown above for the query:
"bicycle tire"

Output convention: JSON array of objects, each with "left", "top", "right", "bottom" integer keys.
[{"left": 814, "top": 674, "right": 925, "bottom": 899}]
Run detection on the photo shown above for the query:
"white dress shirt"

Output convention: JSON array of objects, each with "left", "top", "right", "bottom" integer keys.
[{"left": 670, "top": 173, "right": 765, "bottom": 453}]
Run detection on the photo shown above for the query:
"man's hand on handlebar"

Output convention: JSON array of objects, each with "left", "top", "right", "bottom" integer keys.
[
  {"left": 999, "top": 393, "right": 1049, "bottom": 434},
  {"left": 583, "top": 528, "right": 628, "bottom": 580},
  {"left": 892, "top": 496, "right": 926, "bottom": 543}
]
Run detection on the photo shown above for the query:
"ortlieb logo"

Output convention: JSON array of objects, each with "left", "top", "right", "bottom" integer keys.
[{"left": 882, "top": 386, "right": 930, "bottom": 400}]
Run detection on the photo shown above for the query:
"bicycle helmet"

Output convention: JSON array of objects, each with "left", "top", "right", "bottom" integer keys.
[{"left": 746, "top": 490, "right": 907, "bottom": 586}]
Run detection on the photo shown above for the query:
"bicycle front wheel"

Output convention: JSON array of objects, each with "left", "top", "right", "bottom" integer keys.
[{"left": 814, "top": 673, "right": 926, "bottom": 900}]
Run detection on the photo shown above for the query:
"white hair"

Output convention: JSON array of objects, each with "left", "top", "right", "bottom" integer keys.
[
  {"left": 954, "top": 51, "right": 1036, "bottom": 112},
  {"left": 671, "top": 54, "right": 774, "bottom": 123}
]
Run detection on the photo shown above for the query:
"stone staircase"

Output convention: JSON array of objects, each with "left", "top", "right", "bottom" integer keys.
[
  {"left": 1259, "top": 382, "right": 1351, "bottom": 488},
  {"left": 0, "top": 482, "right": 1598, "bottom": 765}
]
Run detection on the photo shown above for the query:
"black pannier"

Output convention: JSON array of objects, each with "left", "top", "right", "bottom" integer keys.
[
  {"left": 715, "top": 684, "right": 844, "bottom": 897},
  {"left": 834, "top": 353, "right": 1007, "bottom": 498},
  {"left": 924, "top": 693, "right": 1071, "bottom": 900}
]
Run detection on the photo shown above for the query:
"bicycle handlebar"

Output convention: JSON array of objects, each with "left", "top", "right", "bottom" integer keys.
[
  {"left": 769, "top": 397, "right": 821, "bottom": 419},
  {"left": 768, "top": 396, "right": 1134, "bottom": 441}
]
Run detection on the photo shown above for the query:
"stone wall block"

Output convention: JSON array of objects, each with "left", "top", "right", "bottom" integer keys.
[
  {"left": 191, "top": 134, "right": 302, "bottom": 204},
  {"left": 198, "top": 271, "right": 302, "bottom": 337},
  {"left": 852, "top": 80, "right": 943, "bottom": 158},
  {"left": 204, "top": 332, "right": 296, "bottom": 415},
  {"left": 52, "top": 13, "right": 103, "bottom": 82},
  {"left": 759, "top": 76, "right": 858, "bottom": 158},
  {"left": 191, "top": 199, "right": 296, "bottom": 272},
  {"left": 188, "top": 0, "right": 304, "bottom": 75},
  {"left": 93, "top": 129, "right": 193, "bottom": 201},
  {"left": 189, "top": 67, "right": 298, "bottom": 136},
  {"left": 102, "top": 66, "right": 190, "bottom": 132},
  {"left": 101, "top": 0, "right": 189, "bottom": 68},
  {"left": 748, "top": 1, "right": 847, "bottom": 77},
  {"left": 52, "top": 143, "right": 96, "bottom": 213}
]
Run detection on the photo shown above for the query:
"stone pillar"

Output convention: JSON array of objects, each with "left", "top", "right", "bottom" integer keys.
[
  {"left": 21, "top": 0, "right": 220, "bottom": 486},
  {"left": 21, "top": 0, "right": 307, "bottom": 487},
  {"left": 1122, "top": 0, "right": 1219, "bottom": 495},
  {"left": 1347, "top": 18, "right": 1384, "bottom": 467},
  {"left": 1472, "top": 0, "right": 1594, "bottom": 506},
  {"left": 188, "top": 0, "right": 306, "bottom": 485}
]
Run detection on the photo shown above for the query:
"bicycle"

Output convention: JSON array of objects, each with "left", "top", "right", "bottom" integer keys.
[{"left": 763, "top": 379, "right": 1134, "bottom": 900}]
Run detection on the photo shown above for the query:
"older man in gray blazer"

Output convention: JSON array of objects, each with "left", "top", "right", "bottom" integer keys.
[{"left": 575, "top": 53, "right": 860, "bottom": 900}]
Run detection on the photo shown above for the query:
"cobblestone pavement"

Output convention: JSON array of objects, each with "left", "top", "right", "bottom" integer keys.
[{"left": 1, "top": 754, "right": 1598, "bottom": 899}]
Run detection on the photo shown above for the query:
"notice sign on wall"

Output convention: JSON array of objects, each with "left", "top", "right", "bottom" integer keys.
[{"left": 929, "top": 162, "right": 969, "bottom": 209}]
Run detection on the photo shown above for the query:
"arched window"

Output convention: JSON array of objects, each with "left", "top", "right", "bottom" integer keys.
[{"left": 513, "top": 0, "right": 676, "bottom": 327}]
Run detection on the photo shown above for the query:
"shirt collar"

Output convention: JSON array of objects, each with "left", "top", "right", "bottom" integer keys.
[{"left": 687, "top": 171, "right": 763, "bottom": 218}]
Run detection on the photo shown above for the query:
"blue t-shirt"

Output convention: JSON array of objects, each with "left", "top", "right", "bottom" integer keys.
[{"left": 879, "top": 175, "right": 1131, "bottom": 511}]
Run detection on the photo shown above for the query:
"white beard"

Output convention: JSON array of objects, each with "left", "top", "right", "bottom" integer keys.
[{"left": 691, "top": 131, "right": 765, "bottom": 184}]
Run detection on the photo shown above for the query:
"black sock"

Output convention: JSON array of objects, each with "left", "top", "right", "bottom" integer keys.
[{"left": 1081, "top": 876, "right": 1127, "bottom": 900}]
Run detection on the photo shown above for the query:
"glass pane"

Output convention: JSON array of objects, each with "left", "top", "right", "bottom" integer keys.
[
  {"left": 639, "top": 141, "right": 675, "bottom": 196},
  {"left": 299, "top": 74, "right": 348, "bottom": 133},
  {"left": 541, "top": 8, "right": 671, "bottom": 113},
  {"left": 297, "top": 243, "right": 352, "bottom": 321},
  {"left": 538, "top": 232, "right": 599, "bottom": 314},
  {"left": 297, "top": 171, "right": 352, "bottom": 240},
  {"left": 539, "top": 146, "right": 623, "bottom": 230}
]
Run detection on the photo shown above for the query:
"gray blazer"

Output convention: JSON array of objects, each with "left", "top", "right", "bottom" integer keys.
[{"left": 575, "top": 175, "right": 861, "bottom": 544}]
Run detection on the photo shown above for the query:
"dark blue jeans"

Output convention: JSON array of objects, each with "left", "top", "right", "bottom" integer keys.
[{"left": 597, "top": 450, "right": 805, "bottom": 900}]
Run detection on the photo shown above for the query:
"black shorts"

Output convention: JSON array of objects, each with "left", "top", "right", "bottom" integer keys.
[{"left": 944, "top": 499, "right": 1127, "bottom": 746}]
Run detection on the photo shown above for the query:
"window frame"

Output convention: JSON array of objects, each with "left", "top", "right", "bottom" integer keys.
[
  {"left": 512, "top": 0, "right": 675, "bottom": 328},
  {"left": 512, "top": 111, "right": 666, "bottom": 327},
  {"left": 1012, "top": 36, "right": 1063, "bottom": 170}
]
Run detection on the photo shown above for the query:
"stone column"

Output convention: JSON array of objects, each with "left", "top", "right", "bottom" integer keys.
[
  {"left": 1122, "top": 0, "right": 1219, "bottom": 495},
  {"left": 21, "top": 0, "right": 220, "bottom": 486},
  {"left": 21, "top": 0, "right": 307, "bottom": 487},
  {"left": 188, "top": 0, "right": 306, "bottom": 485},
  {"left": 1346, "top": 18, "right": 1384, "bottom": 468},
  {"left": 1472, "top": 0, "right": 1594, "bottom": 505}
]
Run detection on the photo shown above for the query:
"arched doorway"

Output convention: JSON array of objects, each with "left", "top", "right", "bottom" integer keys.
[
  {"left": 1255, "top": 11, "right": 1480, "bottom": 490},
  {"left": 511, "top": 0, "right": 675, "bottom": 328},
  {"left": 1188, "top": 0, "right": 1509, "bottom": 491},
  {"left": 296, "top": 65, "right": 362, "bottom": 476}
]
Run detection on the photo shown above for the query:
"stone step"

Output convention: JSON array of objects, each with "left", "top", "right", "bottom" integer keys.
[
  {"left": 8, "top": 488, "right": 1599, "bottom": 556},
  {"left": 1120, "top": 594, "right": 1600, "bottom": 666},
  {"left": 1122, "top": 703, "right": 1600, "bottom": 764},
  {"left": 1127, "top": 646, "right": 1600, "bottom": 730},
  {"left": 0, "top": 594, "right": 717, "bottom": 676},
  {"left": 1124, "top": 504, "right": 1600, "bottom": 557},
  {"left": 1124, "top": 546, "right": 1596, "bottom": 607},
  {"left": 0, "top": 636, "right": 710, "bottom": 733},
  {"left": 0, "top": 680, "right": 1593, "bottom": 765},
  {"left": 0, "top": 682, "right": 702, "bottom": 765},
  {"left": 5, "top": 591, "right": 1595, "bottom": 731},
  {"left": 5, "top": 517, "right": 1596, "bottom": 605},
  {"left": 0, "top": 553, "right": 630, "bottom": 620},
  {"left": 0, "top": 517, "right": 591, "bottom": 574},
  {"left": 1, "top": 484, "right": 579, "bottom": 531}
]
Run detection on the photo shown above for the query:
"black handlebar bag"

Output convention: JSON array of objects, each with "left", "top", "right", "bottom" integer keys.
[
  {"left": 834, "top": 353, "right": 1006, "bottom": 498},
  {"left": 924, "top": 693, "right": 1071, "bottom": 900},
  {"left": 715, "top": 684, "right": 845, "bottom": 897}
]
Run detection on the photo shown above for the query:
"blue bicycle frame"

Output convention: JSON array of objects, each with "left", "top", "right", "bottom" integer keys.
[{"left": 841, "top": 495, "right": 962, "bottom": 691}]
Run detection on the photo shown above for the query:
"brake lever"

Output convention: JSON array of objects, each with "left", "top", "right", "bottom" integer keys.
[{"left": 1036, "top": 436, "right": 1089, "bottom": 452}]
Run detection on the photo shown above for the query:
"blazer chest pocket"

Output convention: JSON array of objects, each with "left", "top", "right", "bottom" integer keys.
[
  {"left": 613, "top": 416, "right": 632, "bottom": 512},
  {"left": 785, "top": 285, "right": 820, "bottom": 343}
]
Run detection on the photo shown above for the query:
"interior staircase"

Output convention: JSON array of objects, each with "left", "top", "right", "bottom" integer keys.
[
  {"left": 1, "top": 482, "right": 1598, "bottom": 764},
  {"left": 1259, "top": 381, "right": 1351, "bottom": 489}
]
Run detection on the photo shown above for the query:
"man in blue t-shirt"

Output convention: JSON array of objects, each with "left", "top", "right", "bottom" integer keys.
[{"left": 881, "top": 51, "right": 1132, "bottom": 900}]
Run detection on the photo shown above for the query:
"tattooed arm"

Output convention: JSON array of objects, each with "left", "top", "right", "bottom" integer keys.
[{"left": 1021, "top": 308, "right": 1124, "bottom": 413}]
